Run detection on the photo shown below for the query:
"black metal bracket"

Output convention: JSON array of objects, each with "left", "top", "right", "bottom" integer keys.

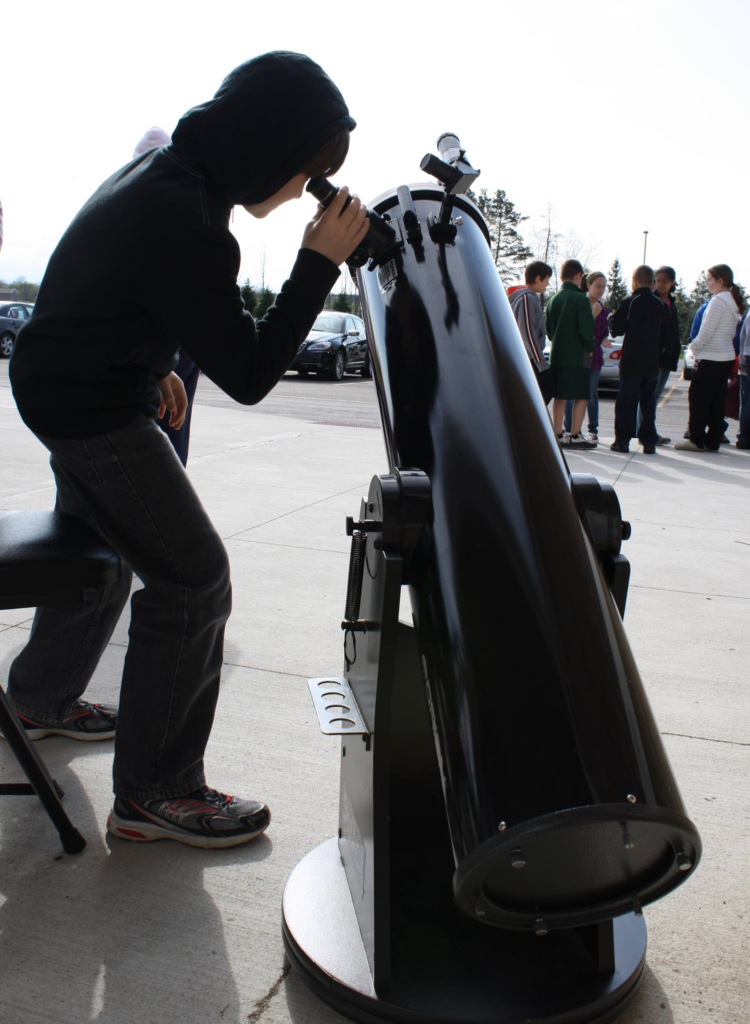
[{"left": 570, "top": 473, "right": 632, "bottom": 617}]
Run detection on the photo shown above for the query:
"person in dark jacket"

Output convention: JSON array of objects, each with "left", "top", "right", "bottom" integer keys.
[
  {"left": 637, "top": 265, "right": 680, "bottom": 445},
  {"left": 6, "top": 52, "right": 368, "bottom": 849},
  {"left": 609, "top": 265, "right": 669, "bottom": 454}
]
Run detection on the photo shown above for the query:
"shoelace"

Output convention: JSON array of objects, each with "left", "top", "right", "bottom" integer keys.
[{"left": 193, "top": 786, "right": 233, "bottom": 809}]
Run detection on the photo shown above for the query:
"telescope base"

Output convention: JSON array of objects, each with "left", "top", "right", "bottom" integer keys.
[{"left": 282, "top": 839, "right": 647, "bottom": 1024}]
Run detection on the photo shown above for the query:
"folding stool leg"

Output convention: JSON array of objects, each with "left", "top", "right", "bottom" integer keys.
[{"left": 0, "top": 685, "right": 86, "bottom": 854}]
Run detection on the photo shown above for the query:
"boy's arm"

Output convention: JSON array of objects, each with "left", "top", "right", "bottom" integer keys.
[
  {"left": 139, "top": 228, "right": 339, "bottom": 405},
  {"left": 608, "top": 300, "right": 628, "bottom": 339},
  {"left": 514, "top": 294, "right": 543, "bottom": 362},
  {"left": 544, "top": 300, "right": 553, "bottom": 339},
  {"left": 689, "top": 303, "right": 706, "bottom": 340},
  {"left": 577, "top": 299, "right": 595, "bottom": 351}
]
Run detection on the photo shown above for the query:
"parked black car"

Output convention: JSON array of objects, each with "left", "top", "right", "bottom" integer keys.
[
  {"left": 0, "top": 302, "right": 34, "bottom": 358},
  {"left": 291, "top": 312, "right": 371, "bottom": 380}
]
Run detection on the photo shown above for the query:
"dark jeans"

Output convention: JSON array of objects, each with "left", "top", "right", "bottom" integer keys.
[
  {"left": 738, "top": 374, "right": 750, "bottom": 444},
  {"left": 563, "top": 368, "right": 602, "bottom": 433},
  {"left": 688, "top": 359, "right": 734, "bottom": 450},
  {"left": 6, "top": 415, "right": 231, "bottom": 801},
  {"left": 615, "top": 375, "right": 658, "bottom": 446},
  {"left": 158, "top": 352, "right": 200, "bottom": 467},
  {"left": 534, "top": 363, "right": 554, "bottom": 405}
]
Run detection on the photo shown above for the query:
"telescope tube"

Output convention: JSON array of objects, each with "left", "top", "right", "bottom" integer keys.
[{"left": 356, "top": 184, "right": 700, "bottom": 933}]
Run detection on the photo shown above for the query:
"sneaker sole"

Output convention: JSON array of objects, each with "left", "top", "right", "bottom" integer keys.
[
  {"left": 107, "top": 809, "right": 270, "bottom": 849},
  {"left": 0, "top": 725, "right": 116, "bottom": 742}
]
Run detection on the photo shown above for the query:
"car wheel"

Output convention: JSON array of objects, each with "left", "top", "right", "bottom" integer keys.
[
  {"left": 360, "top": 355, "right": 372, "bottom": 378},
  {"left": 297, "top": 368, "right": 309, "bottom": 377},
  {"left": 0, "top": 333, "right": 15, "bottom": 358},
  {"left": 329, "top": 351, "right": 345, "bottom": 380}
]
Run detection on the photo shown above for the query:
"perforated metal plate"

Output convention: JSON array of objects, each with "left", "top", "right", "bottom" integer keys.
[{"left": 307, "top": 676, "right": 368, "bottom": 735}]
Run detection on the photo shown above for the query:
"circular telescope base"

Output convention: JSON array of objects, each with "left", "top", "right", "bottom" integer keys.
[{"left": 282, "top": 839, "right": 647, "bottom": 1024}]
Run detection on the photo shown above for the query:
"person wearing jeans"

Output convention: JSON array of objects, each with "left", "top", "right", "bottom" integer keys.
[
  {"left": 638, "top": 266, "right": 681, "bottom": 444},
  {"left": 6, "top": 53, "right": 367, "bottom": 848},
  {"left": 563, "top": 271, "right": 610, "bottom": 441},
  {"left": 608, "top": 266, "right": 668, "bottom": 454},
  {"left": 676, "top": 264, "right": 744, "bottom": 452},
  {"left": 8, "top": 417, "right": 231, "bottom": 801}
]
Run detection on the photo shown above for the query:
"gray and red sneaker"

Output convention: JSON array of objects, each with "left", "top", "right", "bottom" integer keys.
[
  {"left": 1, "top": 700, "right": 117, "bottom": 741},
  {"left": 108, "top": 787, "right": 271, "bottom": 848}
]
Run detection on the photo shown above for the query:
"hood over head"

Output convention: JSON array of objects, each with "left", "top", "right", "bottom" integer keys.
[
  {"left": 133, "top": 126, "right": 172, "bottom": 160},
  {"left": 171, "top": 51, "right": 356, "bottom": 207}
]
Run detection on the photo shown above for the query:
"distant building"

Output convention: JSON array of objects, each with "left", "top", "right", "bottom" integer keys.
[{"left": 0, "top": 288, "right": 20, "bottom": 300}]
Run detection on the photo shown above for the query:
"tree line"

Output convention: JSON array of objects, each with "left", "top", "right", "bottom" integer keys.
[{"left": 0, "top": 276, "right": 39, "bottom": 302}]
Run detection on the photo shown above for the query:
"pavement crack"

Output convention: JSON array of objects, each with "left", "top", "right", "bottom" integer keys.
[
  {"left": 222, "top": 482, "right": 369, "bottom": 539},
  {"left": 190, "top": 432, "right": 309, "bottom": 463},
  {"left": 661, "top": 731, "right": 749, "bottom": 748},
  {"left": 247, "top": 962, "right": 291, "bottom": 1021}
]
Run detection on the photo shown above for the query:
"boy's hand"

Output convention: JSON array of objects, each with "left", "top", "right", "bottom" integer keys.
[
  {"left": 157, "top": 371, "right": 188, "bottom": 430},
  {"left": 302, "top": 186, "right": 369, "bottom": 267}
]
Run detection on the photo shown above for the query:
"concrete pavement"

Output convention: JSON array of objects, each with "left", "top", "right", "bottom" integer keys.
[{"left": 0, "top": 373, "right": 747, "bottom": 1024}]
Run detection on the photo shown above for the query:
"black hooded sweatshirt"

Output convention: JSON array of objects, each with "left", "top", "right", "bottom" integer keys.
[{"left": 10, "top": 52, "right": 355, "bottom": 438}]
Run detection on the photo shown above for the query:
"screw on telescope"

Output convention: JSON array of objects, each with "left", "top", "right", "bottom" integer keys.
[
  {"left": 627, "top": 794, "right": 638, "bottom": 803},
  {"left": 620, "top": 823, "right": 635, "bottom": 850},
  {"left": 534, "top": 919, "right": 548, "bottom": 937},
  {"left": 622, "top": 521, "right": 632, "bottom": 541},
  {"left": 497, "top": 821, "right": 507, "bottom": 831},
  {"left": 346, "top": 516, "right": 382, "bottom": 536},
  {"left": 475, "top": 903, "right": 486, "bottom": 918},
  {"left": 511, "top": 849, "right": 526, "bottom": 869},
  {"left": 632, "top": 897, "right": 643, "bottom": 917},
  {"left": 676, "top": 851, "right": 692, "bottom": 872}
]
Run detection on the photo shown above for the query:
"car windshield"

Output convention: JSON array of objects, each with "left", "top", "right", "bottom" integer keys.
[{"left": 312, "top": 315, "right": 345, "bottom": 333}]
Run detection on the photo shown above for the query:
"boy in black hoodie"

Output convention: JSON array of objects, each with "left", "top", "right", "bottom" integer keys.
[
  {"left": 7, "top": 53, "right": 367, "bottom": 848},
  {"left": 608, "top": 265, "right": 669, "bottom": 454}
]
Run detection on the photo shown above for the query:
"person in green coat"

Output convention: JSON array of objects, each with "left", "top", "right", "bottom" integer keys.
[{"left": 545, "top": 259, "right": 597, "bottom": 448}]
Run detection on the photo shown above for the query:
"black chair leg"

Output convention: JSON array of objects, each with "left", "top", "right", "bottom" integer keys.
[{"left": 0, "top": 685, "right": 86, "bottom": 854}]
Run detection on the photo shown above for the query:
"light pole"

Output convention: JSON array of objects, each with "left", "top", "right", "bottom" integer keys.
[{"left": 643, "top": 230, "right": 649, "bottom": 264}]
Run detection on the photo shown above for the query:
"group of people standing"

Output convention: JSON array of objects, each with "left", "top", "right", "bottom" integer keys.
[{"left": 508, "top": 259, "right": 747, "bottom": 453}]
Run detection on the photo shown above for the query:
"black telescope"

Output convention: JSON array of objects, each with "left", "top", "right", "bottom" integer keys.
[{"left": 284, "top": 136, "right": 701, "bottom": 1024}]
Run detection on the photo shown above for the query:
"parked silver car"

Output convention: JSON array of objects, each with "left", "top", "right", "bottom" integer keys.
[{"left": 543, "top": 337, "right": 623, "bottom": 388}]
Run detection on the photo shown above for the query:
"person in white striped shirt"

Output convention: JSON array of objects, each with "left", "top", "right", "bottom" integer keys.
[{"left": 675, "top": 264, "right": 745, "bottom": 451}]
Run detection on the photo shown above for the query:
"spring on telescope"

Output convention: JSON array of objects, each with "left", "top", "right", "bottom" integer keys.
[{"left": 344, "top": 532, "right": 366, "bottom": 623}]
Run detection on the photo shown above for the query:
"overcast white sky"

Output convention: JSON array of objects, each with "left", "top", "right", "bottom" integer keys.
[{"left": 1, "top": 0, "right": 748, "bottom": 294}]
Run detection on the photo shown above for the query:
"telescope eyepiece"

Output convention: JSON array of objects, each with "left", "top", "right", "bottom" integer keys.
[
  {"left": 306, "top": 176, "right": 342, "bottom": 210},
  {"left": 306, "top": 176, "right": 397, "bottom": 270}
]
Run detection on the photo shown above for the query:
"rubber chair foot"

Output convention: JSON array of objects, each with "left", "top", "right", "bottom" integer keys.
[{"left": 61, "top": 829, "right": 87, "bottom": 855}]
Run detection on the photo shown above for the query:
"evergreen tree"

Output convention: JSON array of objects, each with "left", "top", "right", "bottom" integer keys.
[
  {"left": 605, "top": 258, "right": 628, "bottom": 311},
  {"left": 240, "top": 278, "right": 257, "bottom": 316},
  {"left": 254, "top": 287, "right": 276, "bottom": 319},
  {"left": 468, "top": 188, "right": 534, "bottom": 284},
  {"left": 689, "top": 270, "right": 710, "bottom": 309},
  {"left": 333, "top": 290, "right": 352, "bottom": 313},
  {"left": 673, "top": 279, "right": 694, "bottom": 347}
]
